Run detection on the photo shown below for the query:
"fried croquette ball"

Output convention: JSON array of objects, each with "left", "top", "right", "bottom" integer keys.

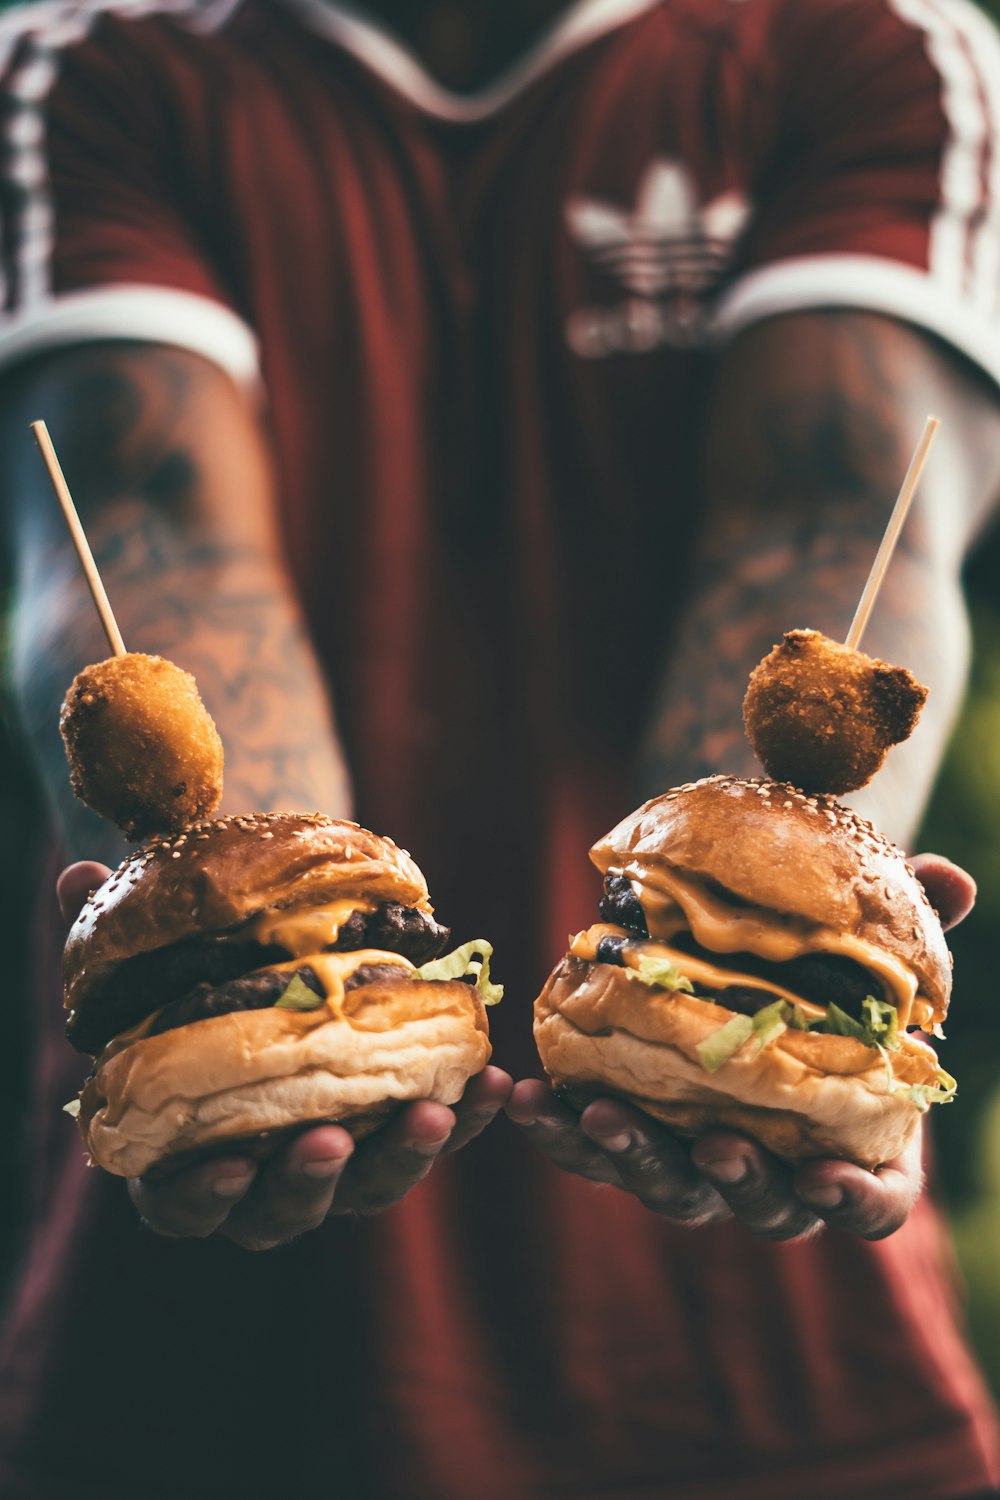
[
  {"left": 60, "top": 653, "right": 224, "bottom": 840},
  {"left": 742, "top": 629, "right": 928, "bottom": 794}
]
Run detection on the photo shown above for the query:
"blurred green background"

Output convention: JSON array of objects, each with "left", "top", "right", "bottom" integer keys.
[
  {"left": 0, "top": 0, "right": 999, "bottom": 1409},
  {"left": 898, "top": 0, "right": 1000, "bottom": 1402},
  {"left": 921, "top": 518, "right": 1000, "bottom": 1398}
]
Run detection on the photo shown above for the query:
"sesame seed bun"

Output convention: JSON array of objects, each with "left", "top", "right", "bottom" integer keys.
[
  {"left": 79, "top": 974, "right": 490, "bottom": 1180},
  {"left": 536, "top": 959, "right": 939, "bottom": 1169},
  {"left": 591, "top": 775, "right": 950, "bottom": 1022},
  {"left": 64, "top": 812, "right": 431, "bottom": 1018},
  {"left": 534, "top": 776, "right": 954, "bottom": 1167},
  {"left": 63, "top": 814, "right": 492, "bottom": 1178}
]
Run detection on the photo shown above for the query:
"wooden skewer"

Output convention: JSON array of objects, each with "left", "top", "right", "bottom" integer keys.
[
  {"left": 844, "top": 414, "right": 940, "bottom": 652},
  {"left": 31, "top": 419, "right": 127, "bottom": 658}
]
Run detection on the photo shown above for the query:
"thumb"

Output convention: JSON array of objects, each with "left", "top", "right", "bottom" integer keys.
[{"left": 56, "top": 862, "right": 113, "bottom": 926}]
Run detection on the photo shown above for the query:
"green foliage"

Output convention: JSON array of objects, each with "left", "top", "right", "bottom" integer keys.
[
  {"left": 921, "top": 519, "right": 1000, "bottom": 1401},
  {"left": 950, "top": 1091, "right": 1000, "bottom": 1399}
]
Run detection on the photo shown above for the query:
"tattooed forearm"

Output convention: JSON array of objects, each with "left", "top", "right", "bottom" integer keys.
[
  {"left": 638, "top": 312, "right": 1000, "bottom": 848},
  {"left": 3, "top": 344, "right": 352, "bottom": 862}
]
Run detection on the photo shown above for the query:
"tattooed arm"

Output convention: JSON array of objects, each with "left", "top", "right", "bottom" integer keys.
[
  {"left": 3, "top": 341, "right": 511, "bottom": 1245},
  {"left": 510, "top": 311, "right": 1000, "bottom": 1239},
  {"left": 3, "top": 342, "right": 352, "bottom": 867},
  {"left": 639, "top": 311, "right": 1000, "bottom": 846}
]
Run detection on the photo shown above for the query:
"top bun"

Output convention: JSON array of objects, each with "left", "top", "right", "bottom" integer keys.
[
  {"left": 591, "top": 775, "right": 951, "bottom": 1018},
  {"left": 64, "top": 812, "right": 430, "bottom": 1013}
]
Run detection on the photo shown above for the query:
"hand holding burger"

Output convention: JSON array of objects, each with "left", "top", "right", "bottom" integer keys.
[
  {"left": 509, "top": 782, "right": 966, "bottom": 1243},
  {"left": 60, "top": 816, "right": 511, "bottom": 1248},
  {"left": 54, "top": 633, "right": 512, "bottom": 1244}
]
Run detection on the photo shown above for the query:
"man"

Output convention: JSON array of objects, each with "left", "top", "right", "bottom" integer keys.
[{"left": 1, "top": 0, "right": 1000, "bottom": 1495}]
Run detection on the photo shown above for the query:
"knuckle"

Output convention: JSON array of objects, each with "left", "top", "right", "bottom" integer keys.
[
  {"left": 349, "top": 1189, "right": 405, "bottom": 1216},
  {"left": 618, "top": 1144, "right": 668, "bottom": 1185},
  {"left": 223, "top": 1220, "right": 305, "bottom": 1251},
  {"left": 652, "top": 1187, "right": 718, "bottom": 1223},
  {"left": 227, "top": 1233, "right": 285, "bottom": 1252},
  {"left": 253, "top": 1209, "right": 327, "bottom": 1244},
  {"left": 138, "top": 1213, "right": 218, "bottom": 1240},
  {"left": 749, "top": 1211, "right": 821, "bottom": 1242},
  {"left": 294, "top": 1208, "right": 332, "bottom": 1236},
  {"left": 586, "top": 1163, "right": 625, "bottom": 1187},
  {"left": 441, "top": 1127, "right": 483, "bottom": 1156},
  {"left": 858, "top": 1212, "right": 908, "bottom": 1242}
]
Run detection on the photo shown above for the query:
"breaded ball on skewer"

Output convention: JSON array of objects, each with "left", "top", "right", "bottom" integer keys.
[
  {"left": 743, "top": 629, "right": 927, "bottom": 794},
  {"left": 60, "top": 653, "right": 224, "bottom": 839}
]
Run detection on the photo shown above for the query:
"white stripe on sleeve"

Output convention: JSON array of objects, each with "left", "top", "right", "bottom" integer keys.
[{"left": 888, "top": 0, "right": 1000, "bottom": 311}]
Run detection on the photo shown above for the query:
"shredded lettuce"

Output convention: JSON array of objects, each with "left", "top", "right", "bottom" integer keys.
[
  {"left": 815, "top": 1001, "right": 870, "bottom": 1044},
  {"left": 691, "top": 988, "right": 954, "bottom": 1107},
  {"left": 749, "top": 1000, "right": 789, "bottom": 1052},
  {"left": 416, "top": 940, "right": 504, "bottom": 1005},
  {"left": 783, "top": 1001, "right": 813, "bottom": 1032},
  {"left": 696, "top": 1014, "right": 754, "bottom": 1073},
  {"left": 696, "top": 999, "right": 806, "bottom": 1072},
  {"left": 63, "top": 1098, "right": 81, "bottom": 1119},
  {"left": 860, "top": 996, "right": 900, "bottom": 1051},
  {"left": 813, "top": 997, "right": 899, "bottom": 1051},
  {"left": 631, "top": 956, "right": 694, "bottom": 994},
  {"left": 274, "top": 973, "right": 325, "bottom": 1011},
  {"left": 892, "top": 1066, "right": 958, "bottom": 1110}
]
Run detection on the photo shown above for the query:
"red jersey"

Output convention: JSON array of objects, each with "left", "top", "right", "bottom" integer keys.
[{"left": 2, "top": 1, "right": 1000, "bottom": 1496}]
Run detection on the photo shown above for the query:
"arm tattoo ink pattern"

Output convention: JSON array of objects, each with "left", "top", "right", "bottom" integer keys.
[
  {"left": 637, "top": 314, "right": 995, "bottom": 847},
  {"left": 3, "top": 345, "right": 352, "bottom": 862}
]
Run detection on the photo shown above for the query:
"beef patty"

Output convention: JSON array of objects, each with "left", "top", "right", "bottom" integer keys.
[
  {"left": 595, "top": 871, "right": 889, "bottom": 1019},
  {"left": 68, "top": 902, "right": 450, "bottom": 1054},
  {"left": 145, "top": 961, "right": 413, "bottom": 1039}
]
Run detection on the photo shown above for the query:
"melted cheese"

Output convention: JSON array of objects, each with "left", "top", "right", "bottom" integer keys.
[
  {"left": 97, "top": 948, "right": 415, "bottom": 1061},
  {"left": 569, "top": 924, "right": 828, "bottom": 1020},
  {"left": 266, "top": 948, "right": 415, "bottom": 1013},
  {"left": 615, "top": 864, "right": 919, "bottom": 1028},
  {"left": 909, "top": 997, "right": 935, "bottom": 1030},
  {"left": 628, "top": 888, "right": 687, "bottom": 941},
  {"left": 249, "top": 897, "right": 378, "bottom": 956}
]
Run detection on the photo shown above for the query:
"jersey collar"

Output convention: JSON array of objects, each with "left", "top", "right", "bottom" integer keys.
[{"left": 279, "top": 0, "right": 661, "bottom": 121}]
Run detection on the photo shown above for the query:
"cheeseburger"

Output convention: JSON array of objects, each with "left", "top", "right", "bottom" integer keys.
[
  {"left": 64, "top": 812, "right": 499, "bottom": 1178},
  {"left": 534, "top": 775, "right": 956, "bottom": 1168}
]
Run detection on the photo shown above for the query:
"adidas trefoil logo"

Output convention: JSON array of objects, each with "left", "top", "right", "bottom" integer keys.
[{"left": 565, "top": 158, "right": 751, "bottom": 358}]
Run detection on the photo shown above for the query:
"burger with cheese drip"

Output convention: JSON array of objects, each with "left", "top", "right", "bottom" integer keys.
[
  {"left": 534, "top": 776, "right": 956, "bottom": 1168},
  {"left": 64, "top": 812, "right": 500, "bottom": 1178}
]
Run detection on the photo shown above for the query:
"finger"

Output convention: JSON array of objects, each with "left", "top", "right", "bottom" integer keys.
[
  {"left": 582, "top": 1101, "right": 730, "bottom": 1224},
  {"left": 794, "top": 1145, "right": 922, "bottom": 1241},
  {"left": 691, "top": 1133, "right": 821, "bottom": 1240},
  {"left": 130, "top": 1154, "right": 259, "bottom": 1238},
  {"left": 220, "top": 1126, "right": 355, "bottom": 1250},
  {"left": 908, "top": 853, "right": 976, "bottom": 931},
  {"left": 507, "top": 1080, "right": 622, "bottom": 1186},
  {"left": 333, "top": 1101, "right": 456, "bottom": 1215},
  {"left": 57, "top": 862, "right": 113, "bottom": 925},
  {"left": 441, "top": 1066, "right": 513, "bottom": 1154}
]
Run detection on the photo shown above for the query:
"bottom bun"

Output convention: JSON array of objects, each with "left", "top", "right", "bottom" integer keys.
[
  {"left": 535, "top": 957, "right": 936, "bottom": 1168},
  {"left": 80, "top": 977, "right": 491, "bottom": 1178}
]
